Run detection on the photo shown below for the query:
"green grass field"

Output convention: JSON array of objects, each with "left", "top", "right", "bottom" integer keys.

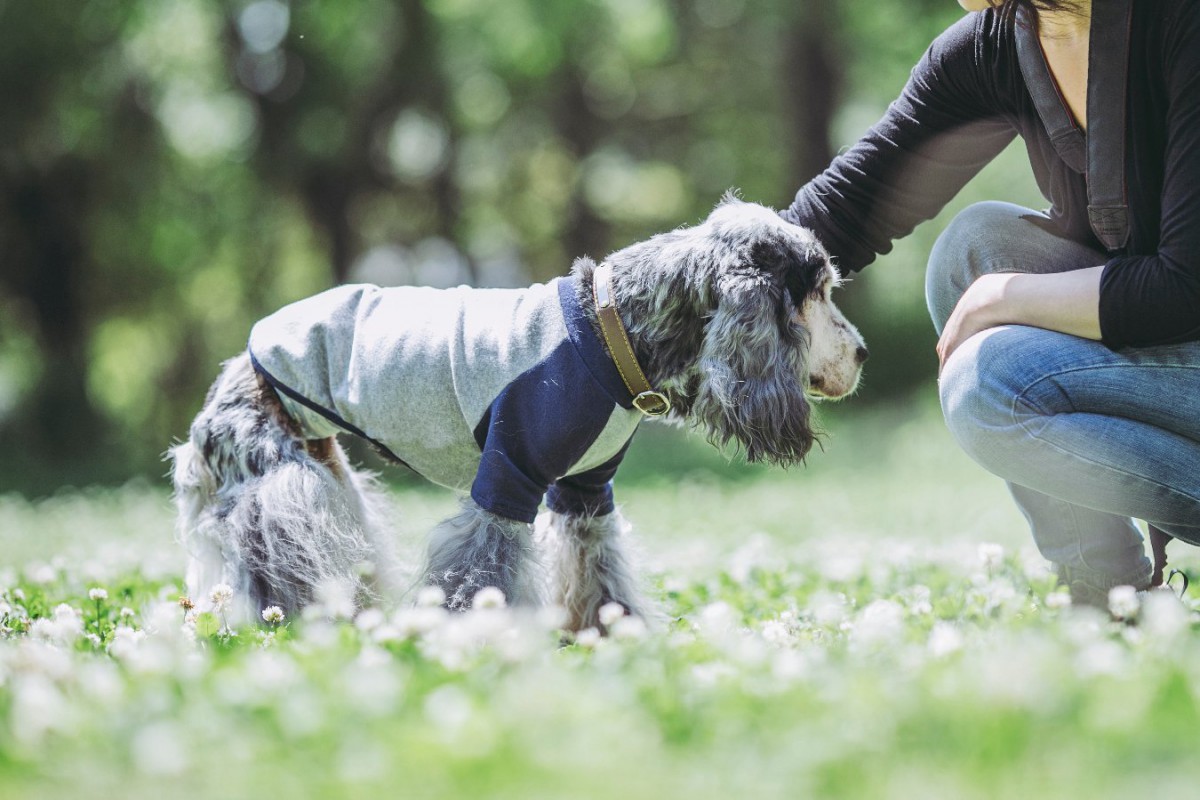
[{"left": 2, "top": 391, "right": 1198, "bottom": 800}]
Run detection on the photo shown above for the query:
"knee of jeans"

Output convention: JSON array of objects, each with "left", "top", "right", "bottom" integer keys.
[
  {"left": 926, "top": 201, "right": 1027, "bottom": 332},
  {"left": 938, "top": 330, "right": 1024, "bottom": 469}
]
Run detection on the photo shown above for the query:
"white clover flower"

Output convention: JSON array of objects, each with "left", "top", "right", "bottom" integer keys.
[
  {"left": 261, "top": 606, "right": 285, "bottom": 625},
  {"left": 808, "top": 591, "right": 849, "bottom": 627},
  {"left": 760, "top": 619, "right": 793, "bottom": 646},
  {"left": 977, "top": 578, "right": 1018, "bottom": 613},
  {"left": 107, "top": 626, "right": 146, "bottom": 659},
  {"left": 1076, "top": 639, "right": 1129, "bottom": 678},
  {"left": 696, "top": 601, "right": 737, "bottom": 635},
  {"left": 928, "top": 622, "right": 964, "bottom": 657},
  {"left": 371, "top": 624, "right": 402, "bottom": 644},
  {"left": 354, "top": 608, "right": 386, "bottom": 632},
  {"left": 610, "top": 615, "right": 647, "bottom": 640},
  {"left": 393, "top": 606, "right": 448, "bottom": 637},
  {"left": 10, "top": 673, "right": 71, "bottom": 746},
  {"left": 1141, "top": 590, "right": 1190, "bottom": 638},
  {"left": 209, "top": 584, "right": 234, "bottom": 611},
  {"left": 88, "top": 587, "right": 108, "bottom": 602},
  {"left": 978, "top": 542, "right": 1005, "bottom": 571},
  {"left": 416, "top": 585, "right": 447, "bottom": 608},
  {"left": 598, "top": 602, "right": 626, "bottom": 627},
  {"left": 29, "top": 619, "right": 60, "bottom": 643},
  {"left": 472, "top": 586, "right": 506, "bottom": 609},
  {"left": 851, "top": 599, "right": 906, "bottom": 647},
  {"left": 119, "top": 607, "right": 135, "bottom": 618},
  {"left": 901, "top": 585, "right": 933, "bottom": 616},
  {"left": 0, "top": 601, "right": 11, "bottom": 618},
  {"left": 574, "top": 627, "right": 602, "bottom": 648},
  {"left": 28, "top": 564, "right": 57, "bottom": 586},
  {"left": 1045, "top": 591, "right": 1072, "bottom": 609},
  {"left": 315, "top": 577, "right": 356, "bottom": 619},
  {"left": 12, "top": 588, "right": 26, "bottom": 602},
  {"left": 47, "top": 605, "right": 84, "bottom": 643},
  {"left": 535, "top": 604, "right": 568, "bottom": 631},
  {"left": 1108, "top": 585, "right": 1139, "bottom": 619},
  {"left": 85, "top": 633, "right": 102, "bottom": 647}
]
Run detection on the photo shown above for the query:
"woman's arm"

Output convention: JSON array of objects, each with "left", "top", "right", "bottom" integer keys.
[
  {"left": 1096, "top": 7, "right": 1200, "bottom": 348},
  {"left": 936, "top": 267, "right": 1102, "bottom": 367},
  {"left": 943, "top": 4, "right": 1200, "bottom": 362},
  {"left": 783, "top": 11, "right": 1017, "bottom": 274}
]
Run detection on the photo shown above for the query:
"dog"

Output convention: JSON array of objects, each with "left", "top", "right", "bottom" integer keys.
[{"left": 170, "top": 196, "right": 867, "bottom": 632}]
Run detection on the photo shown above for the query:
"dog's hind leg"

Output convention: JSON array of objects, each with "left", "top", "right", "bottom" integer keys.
[
  {"left": 170, "top": 437, "right": 248, "bottom": 618},
  {"left": 307, "top": 436, "right": 404, "bottom": 605},
  {"left": 545, "top": 508, "right": 656, "bottom": 633},
  {"left": 423, "top": 499, "right": 543, "bottom": 610},
  {"left": 171, "top": 353, "right": 386, "bottom": 622}
]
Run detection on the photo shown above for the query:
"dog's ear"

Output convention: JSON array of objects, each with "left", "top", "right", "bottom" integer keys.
[
  {"left": 691, "top": 266, "right": 815, "bottom": 466},
  {"left": 750, "top": 234, "right": 827, "bottom": 311}
]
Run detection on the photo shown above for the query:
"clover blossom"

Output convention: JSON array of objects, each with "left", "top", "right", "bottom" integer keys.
[{"left": 209, "top": 584, "right": 234, "bottom": 612}]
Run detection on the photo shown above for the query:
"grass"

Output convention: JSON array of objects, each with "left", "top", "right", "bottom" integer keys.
[{"left": 1, "top": 389, "right": 1198, "bottom": 800}]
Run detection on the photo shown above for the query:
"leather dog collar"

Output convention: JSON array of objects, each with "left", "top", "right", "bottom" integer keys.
[{"left": 591, "top": 263, "right": 671, "bottom": 417}]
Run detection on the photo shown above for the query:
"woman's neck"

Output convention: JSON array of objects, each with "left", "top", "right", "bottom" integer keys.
[{"left": 1037, "top": 0, "right": 1092, "bottom": 41}]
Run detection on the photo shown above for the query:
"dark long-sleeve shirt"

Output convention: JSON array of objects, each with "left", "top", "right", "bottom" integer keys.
[{"left": 781, "top": 1, "right": 1200, "bottom": 349}]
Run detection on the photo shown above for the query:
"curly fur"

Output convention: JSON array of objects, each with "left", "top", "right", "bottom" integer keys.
[
  {"left": 171, "top": 195, "right": 864, "bottom": 630},
  {"left": 544, "top": 508, "right": 657, "bottom": 632},
  {"left": 422, "top": 499, "right": 544, "bottom": 610},
  {"left": 573, "top": 194, "right": 859, "bottom": 465},
  {"left": 170, "top": 354, "right": 395, "bottom": 622}
]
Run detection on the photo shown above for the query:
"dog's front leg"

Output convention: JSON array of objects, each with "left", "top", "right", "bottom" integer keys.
[
  {"left": 546, "top": 504, "right": 654, "bottom": 633},
  {"left": 424, "top": 498, "right": 543, "bottom": 610}
]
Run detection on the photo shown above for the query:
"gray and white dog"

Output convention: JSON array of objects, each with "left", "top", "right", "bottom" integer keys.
[{"left": 170, "top": 196, "right": 867, "bottom": 631}]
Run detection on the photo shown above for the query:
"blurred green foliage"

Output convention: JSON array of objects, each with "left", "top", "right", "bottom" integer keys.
[{"left": 0, "top": 0, "right": 1041, "bottom": 494}]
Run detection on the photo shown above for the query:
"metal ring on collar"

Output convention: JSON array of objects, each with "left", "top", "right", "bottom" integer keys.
[{"left": 633, "top": 391, "right": 671, "bottom": 417}]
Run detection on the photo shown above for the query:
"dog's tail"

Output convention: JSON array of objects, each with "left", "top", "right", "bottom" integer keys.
[{"left": 170, "top": 354, "right": 394, "bottom": 623}]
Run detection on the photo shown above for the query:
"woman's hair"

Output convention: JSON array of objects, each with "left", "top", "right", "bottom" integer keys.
[{"left": 990, "top": 0, "right": 1088, "bottom": 17}]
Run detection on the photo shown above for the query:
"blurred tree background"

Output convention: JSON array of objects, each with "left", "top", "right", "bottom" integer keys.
[{"left": 0, "top": 0, "right": 1042, "bottom": 495}]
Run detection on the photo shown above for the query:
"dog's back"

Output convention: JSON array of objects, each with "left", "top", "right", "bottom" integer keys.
[{"left": 248, "top": 281, "right": 568, "bottom": 490}]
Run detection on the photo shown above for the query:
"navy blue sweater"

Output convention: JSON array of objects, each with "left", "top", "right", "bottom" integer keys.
[{"left": 782, "top": 1, "right": 1200, "bottom": 349}]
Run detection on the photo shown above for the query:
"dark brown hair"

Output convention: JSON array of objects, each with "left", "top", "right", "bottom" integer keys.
[{"left": 990, "top": 0, "right": 1088, "bottom": 17}]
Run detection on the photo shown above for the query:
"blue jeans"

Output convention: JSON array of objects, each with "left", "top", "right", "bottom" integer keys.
[{"left": 927, "top": 201, "right": 1200, "bottom": 596}]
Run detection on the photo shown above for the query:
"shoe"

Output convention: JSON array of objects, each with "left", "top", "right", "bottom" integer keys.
[{"left": 1054, "top": 563, "right": 1150, "bottom": 610}]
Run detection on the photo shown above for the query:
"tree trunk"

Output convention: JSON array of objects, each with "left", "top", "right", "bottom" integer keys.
[{"left": 781, "top": 3, "right": 844, "bottom": 187}]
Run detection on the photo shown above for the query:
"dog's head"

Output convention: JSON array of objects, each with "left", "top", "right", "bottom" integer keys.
[{"left": 599, "top": 194, "right": 866, "bottom": 466}]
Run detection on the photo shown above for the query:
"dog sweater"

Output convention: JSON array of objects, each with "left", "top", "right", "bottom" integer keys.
[{"left": 247, "top": 278, "right": 643, "bottom": 523}]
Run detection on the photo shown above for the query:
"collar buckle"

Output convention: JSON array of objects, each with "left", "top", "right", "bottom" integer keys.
[
  {"left": 592, "top": 263, "right": 671, "bottom": 417},
  {"left": 632, "top": 391, "right": 671, "bottom": 417}
]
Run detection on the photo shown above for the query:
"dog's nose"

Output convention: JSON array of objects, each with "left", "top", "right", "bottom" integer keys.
[{"left": 855, "top": 346, "right": 870, "bottom": 365}]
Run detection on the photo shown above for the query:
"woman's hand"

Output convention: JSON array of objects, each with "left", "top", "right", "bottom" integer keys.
[
  {"left": 937, "top": 273, "right": 1016, "bottom": 368},
  {"left": 937, "top": 267, "right": 1106, "bottom": 370}
]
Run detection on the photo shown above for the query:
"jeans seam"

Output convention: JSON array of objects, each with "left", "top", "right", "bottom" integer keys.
[{"left": 1009, "top": 377, "right": 1200, "bottom": 526}]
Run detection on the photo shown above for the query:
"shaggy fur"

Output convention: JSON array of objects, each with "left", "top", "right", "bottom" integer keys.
[
  {"left": 172, "top": 196, "right": 865, "bottom": 631},
  {"left": 424, "top": 500, "right": 544, "bottom": 610},
  {"left": 170, "top": 354, "right": 397, "bottom": 622},
  {"left": 543, "top": 508, "right": 655, "bottom": 633}
]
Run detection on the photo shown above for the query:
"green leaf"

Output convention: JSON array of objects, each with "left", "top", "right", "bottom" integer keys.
[{"left": 195, "top": 612, "right": 220, "bottom": 638}]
